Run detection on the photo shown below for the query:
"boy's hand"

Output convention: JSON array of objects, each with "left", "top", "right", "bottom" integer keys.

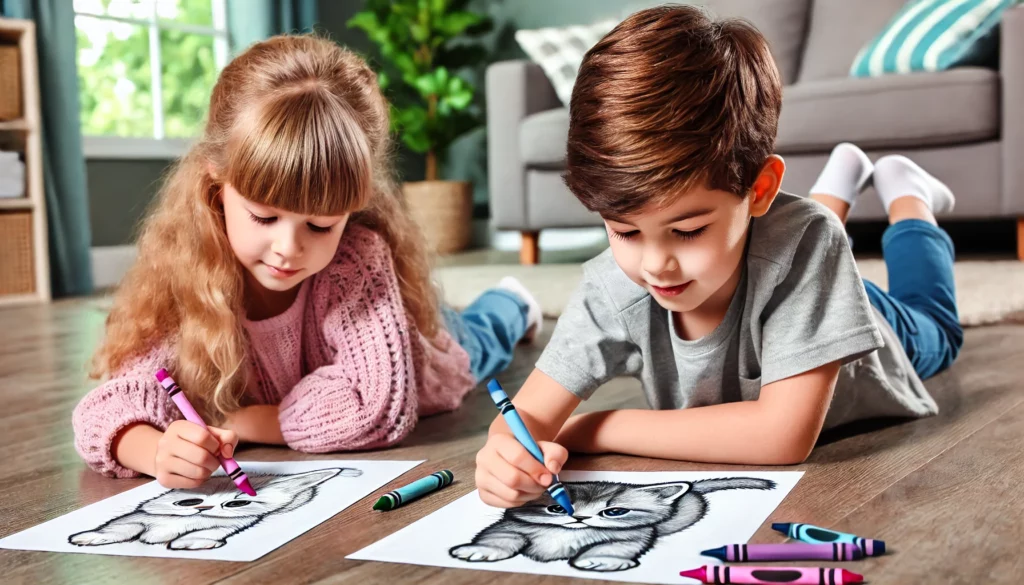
[
  {"left": 154, "top": 420, "right": 238, "bottom": 489},
  {"left": 475, "top": 432, "right": 568, "bottom": 508}
]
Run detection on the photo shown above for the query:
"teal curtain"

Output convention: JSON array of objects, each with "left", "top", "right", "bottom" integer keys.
[
  {"left": 1, "top": 0, "right": 93, "bottom": 297},
  {"left": 227, "top": 0, "right": 318, "bottom": 54}
]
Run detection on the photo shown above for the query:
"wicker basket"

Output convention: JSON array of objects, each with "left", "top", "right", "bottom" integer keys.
[
  {"left": 0, "top": 211, "right": 34, "bottom": 295},
  {"left": 0, "top": 45, "right": 20, "bottom": 121},
  {"left": 403, "top": 180, "right": 473, "bottom": 254}
]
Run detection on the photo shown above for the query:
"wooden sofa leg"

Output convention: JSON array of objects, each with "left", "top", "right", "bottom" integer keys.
[
  {"left": 1018, "top": 218, "right": 1024, "bottom": 261},
  {"left": 520, "top": 231, "right": 540, "bottom": 265}
]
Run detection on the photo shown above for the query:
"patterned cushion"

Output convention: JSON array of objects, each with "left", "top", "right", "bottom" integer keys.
[
  {"left": 514, "top": 20, "right": 618, "bottom": 106},
  {"left": 850, "top": 0, "right": 1020, "bottom": 77}
]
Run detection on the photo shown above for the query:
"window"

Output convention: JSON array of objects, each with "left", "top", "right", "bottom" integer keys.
[{"left": 73, "top": 0, "right": 229, "bottom": 158}]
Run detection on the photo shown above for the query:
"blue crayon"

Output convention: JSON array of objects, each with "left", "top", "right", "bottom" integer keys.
[
  {"left": 373, "top": 470, "right": 454, "bottom": 511},
  {"left": 486, "top": 379, "right": 575, "bottom": 516},
  {"left": 772, "top": 522, "right": 886, "bottom": 556}
]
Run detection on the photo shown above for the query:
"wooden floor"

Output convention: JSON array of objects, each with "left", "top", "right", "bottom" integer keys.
[{"left": 0, "top": 298, "right": 1022, "bottom": 584}]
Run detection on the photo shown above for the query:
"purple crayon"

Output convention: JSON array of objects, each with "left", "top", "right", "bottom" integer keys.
[
  {"left": 155, "top": 368, "right": 256, "bottom": 496},
  {"left": 701, "top": 543, "right": 864, "bottom": 562}
]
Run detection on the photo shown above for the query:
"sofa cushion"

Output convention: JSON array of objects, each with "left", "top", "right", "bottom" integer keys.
[
  {"left": 799, "top": 0, "right": 908, "bottom": 81},
  {"left": 849, "top": 0, "right": 1012, "bottom": 77},
  {"left": 702, "top": 0, "right": 812, "bottom": 85},
  {"left": 520, "top": 108, "right": 570, "bottom": 166},
  {"left": 776, "top": 67, "right": 999, "bottom": 153}
]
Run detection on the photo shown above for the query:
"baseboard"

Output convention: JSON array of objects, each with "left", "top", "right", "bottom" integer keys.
[{"left": 91, "top": 245, "right": 137, "bottom": 289}]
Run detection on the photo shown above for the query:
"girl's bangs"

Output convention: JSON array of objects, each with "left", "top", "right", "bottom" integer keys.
[{"left": 225, "top": 87, "right": 373, "bottom": 217}]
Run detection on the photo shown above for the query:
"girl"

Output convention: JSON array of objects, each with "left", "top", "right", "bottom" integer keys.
[{"left": 74, "top": 35, "right": 542, "bottom": 489}]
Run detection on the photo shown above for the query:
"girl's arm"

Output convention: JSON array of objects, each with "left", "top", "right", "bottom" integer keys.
[
  {"left": 73, "top": 347, "right": 182, "bottom": 478},
  {"left": 554, "top": 361, "right": 841, "bottom": 465},
  {"left": 223, "top": 405, "right": 285, "bottom": 445}
]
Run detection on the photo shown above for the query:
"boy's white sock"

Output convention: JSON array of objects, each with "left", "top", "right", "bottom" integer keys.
[
  {"left": 497, "top": 276, "right": 543, "bottom": 342},
  {"left": 808, "top": 142, "right": 874, "bottom": 206},
  {"left": 873, "top": 155, "right": 955, "bottom": 215}
]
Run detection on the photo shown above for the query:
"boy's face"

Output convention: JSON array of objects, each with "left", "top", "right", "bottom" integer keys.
[{"left": 602, "top": 158, "right": 783, "bottom": 316}]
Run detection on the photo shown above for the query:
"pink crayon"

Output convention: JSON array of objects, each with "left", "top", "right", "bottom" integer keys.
[
  {"left": 154, "top": 368, "right": 256, "bottom": 496},
  {"left": 701, "top": 543, "right": 864, "bottom": 562},
  {"left": 680, "top": 566, "right": 863, "bottom": 585}
]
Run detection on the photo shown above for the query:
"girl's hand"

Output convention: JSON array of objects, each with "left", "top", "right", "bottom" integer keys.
[
  {"left": 475, "top": 432, "right": 568, "bottom": 508},
  {"left": 154, "top": 420, "right": 238, "bottom": 489}
]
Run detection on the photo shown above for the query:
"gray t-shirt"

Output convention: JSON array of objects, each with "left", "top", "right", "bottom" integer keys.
[{"left": 536, "top": 193, "right": 937, "bottom": 429}]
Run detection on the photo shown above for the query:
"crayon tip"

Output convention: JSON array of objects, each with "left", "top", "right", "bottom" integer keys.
[
  {"left": 840, "top": 569, "right": 864, "bottom": 584},
  {"left": 238, "top": 478, "right": 256, "bottom": 497},
  {"left": 873, "top": 540, "right": 886, "bottom": 556},
  {"left": 155, "top": 368, "right": 169, "bottom": 382},
  {"left": 699, "top": 546, "right": 726, "bottom": 561},
  {"left": 486, "top": 379, "right": 502, "bottom": 392},
  {"left": 372, "top": 497, "right": 390, "bottom": 511},
  {"left": 679, "top": 567, "right": 707, "bottom": 582},
  {"left": 771, "top": 522, "right": 791, "bottom": 534}
]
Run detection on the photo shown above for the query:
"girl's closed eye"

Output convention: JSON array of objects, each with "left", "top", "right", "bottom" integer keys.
[
  {"left": 307, "top": 222, "right": 333, "bottom": 234},
  {"left": 610, "top": 229, "right": 640, "bottom": 241},
  {"left": 248, "top": 212, "right": 276, "bottom": 225}
]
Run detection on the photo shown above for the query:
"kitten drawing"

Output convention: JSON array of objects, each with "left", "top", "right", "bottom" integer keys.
[
  {"left": 450, "top": 477, "right": 776, "bottom": 572},
  {"left": 69, "top": 467, "right": 361, "bottom": 551}
]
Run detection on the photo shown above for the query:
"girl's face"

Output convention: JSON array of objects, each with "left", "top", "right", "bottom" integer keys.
[{"left": 222, "top": 183, "right": 349, "bottom": 299}]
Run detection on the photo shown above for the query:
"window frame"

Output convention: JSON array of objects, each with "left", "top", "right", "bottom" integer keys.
[{"left": 74, "top": 0, "right": 229, "bottom": 159}]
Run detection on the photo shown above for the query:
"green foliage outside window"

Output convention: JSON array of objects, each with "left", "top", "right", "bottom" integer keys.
[{"left": 75, "top": 0, "right": 220, "bottom": 138}]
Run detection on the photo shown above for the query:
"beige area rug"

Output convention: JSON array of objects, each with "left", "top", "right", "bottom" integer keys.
[{"left": 436, "top": 259, "right": 1024, "bottom": 327}]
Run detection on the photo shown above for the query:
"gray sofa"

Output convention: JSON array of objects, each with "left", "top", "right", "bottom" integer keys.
[{"left": 487, "top": 0, "right": 1024, "bottom": 264}]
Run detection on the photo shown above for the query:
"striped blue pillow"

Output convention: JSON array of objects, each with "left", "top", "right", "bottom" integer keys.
[{"left": 850, "top": 0, "right": 1020, "bottom": 77}]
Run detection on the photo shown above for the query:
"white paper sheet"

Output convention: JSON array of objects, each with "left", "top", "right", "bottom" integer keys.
[
  {"left": 349, "top": 470, "right": 802, "bottom": 584},
  {"left": 0, "top": 459, "right": 422, "bottom": 562}
]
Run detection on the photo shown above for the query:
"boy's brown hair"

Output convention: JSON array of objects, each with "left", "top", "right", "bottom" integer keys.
[{"left": 564, "top": 4, "right": 782, "bottom": 217}]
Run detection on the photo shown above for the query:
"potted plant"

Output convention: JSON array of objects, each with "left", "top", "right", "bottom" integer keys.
[{"left": 348, "top": 0, "right": 492, "bottom": 254}]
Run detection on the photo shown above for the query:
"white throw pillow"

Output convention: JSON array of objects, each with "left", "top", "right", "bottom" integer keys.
[{"left": 514, "top": 19, "right": 618, "bottom": 106}]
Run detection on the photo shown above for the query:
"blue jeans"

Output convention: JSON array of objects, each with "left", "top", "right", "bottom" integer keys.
[
  {"left": 862, "top": 220, "right": 963, "bottom": 380},
  {"left": 442, "top": 289, "right": 529, "bottom": 383}
]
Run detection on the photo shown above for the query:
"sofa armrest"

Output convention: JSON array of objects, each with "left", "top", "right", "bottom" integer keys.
[
  {"left": 486, "top": 60, "right": 561, "bottom": 229},
  {"left": 1002, "top": 4, "right": 1024, "bottom": 215}
]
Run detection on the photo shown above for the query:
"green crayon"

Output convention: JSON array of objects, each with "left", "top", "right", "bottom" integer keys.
[{"left": 373, "top": 470, "right": 454, "bottom": 511}]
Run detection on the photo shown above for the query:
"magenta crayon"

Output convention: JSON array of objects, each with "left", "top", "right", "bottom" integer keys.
[
  {"left": 680, "top": 566, "right": 863, "bottom": 585},
  {"left": 701, "top": 542, "right": 863, "bottom": 562},
  {"left": 772, "top": 522, "right": 885, "bottom": 556},
  {"left": 154, "top": 368, "right": 256, "bottom": 496}
]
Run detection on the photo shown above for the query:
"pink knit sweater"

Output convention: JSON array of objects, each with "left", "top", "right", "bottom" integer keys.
[{"left": 73, "top": 224, "right": 475, "bottom": 478}]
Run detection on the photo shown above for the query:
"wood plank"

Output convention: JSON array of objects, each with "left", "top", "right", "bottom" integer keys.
[{"left": 819, "top": 401, "right": 1024, "bottom": 584}]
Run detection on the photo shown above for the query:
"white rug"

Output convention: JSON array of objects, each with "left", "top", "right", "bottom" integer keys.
[{"left": 436, "top": 259, "right": 1024, "bottom": 327}]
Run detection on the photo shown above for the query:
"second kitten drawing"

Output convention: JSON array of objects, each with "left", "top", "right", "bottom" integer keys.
[{"left": 450, "top": 477, "right": 776, "bottom": 572}]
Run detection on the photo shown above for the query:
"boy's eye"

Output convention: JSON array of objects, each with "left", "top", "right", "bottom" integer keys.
[
  {"left": 611, "top": 230, "right": 639, "bottom": 241},
  {"left": 672, "top": 226, "right": 707, "bottom": 241},
  {"left": 248, "top": 212, "right": 276, "bottom": 225},
  {"left": 307, "top": 223, "right": 333, "bottom": 234}
]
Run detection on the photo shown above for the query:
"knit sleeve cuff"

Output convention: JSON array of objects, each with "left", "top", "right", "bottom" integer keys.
[{"left": 73, "top": 377, "right": 178, "bottom": 478}]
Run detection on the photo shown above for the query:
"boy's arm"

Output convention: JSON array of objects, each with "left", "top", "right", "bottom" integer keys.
[
  {"left": 488, "top": 368, "right": 583, "bottom": 441},
  {"left": 555, "top": 361, "right": 841, "bottom": 465}
]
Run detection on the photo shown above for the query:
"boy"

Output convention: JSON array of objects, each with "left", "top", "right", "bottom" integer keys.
[{"left": 475, "top": 5, "right": 962, "bottom": 508}]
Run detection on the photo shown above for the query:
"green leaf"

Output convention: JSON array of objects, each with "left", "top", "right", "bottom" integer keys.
[
  {"left": 401, "top": 128, "right": 431, "bottom": 153},
  {"left": 413, "top": 73, "right": 438, "bottom": 95},
  {"left": 445, "top": 88, "right": 473, "bottom": 110},
  {"left": 377, "top": 71, "right": 391, "bottom": 91},
  {"left": 435, "top": 11, "right": 481, "bottom": 37},
  {"left": 410, "top": 23, "right": 429, "bottom": 43},
  {"left": 346, "top": 12, "right": 381, "bottom": 33},
  {"left": 429, "top": 0, "right": 447, "bottom": 18}
]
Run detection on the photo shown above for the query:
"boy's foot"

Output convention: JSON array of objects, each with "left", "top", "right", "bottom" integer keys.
[
  {"left": 808, "top": 142, "right": 874, "bottom": 206},
  {"left": 497, "top": 276, "right": 543, "bottom": 343},
  {"left": 873, "top": 155, "right": 955, "bottom": 215}
]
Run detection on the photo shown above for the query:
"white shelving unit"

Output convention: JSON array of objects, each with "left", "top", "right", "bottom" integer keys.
[{"left": 0, "top": 17, "right": 49, "bottom": 306}]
